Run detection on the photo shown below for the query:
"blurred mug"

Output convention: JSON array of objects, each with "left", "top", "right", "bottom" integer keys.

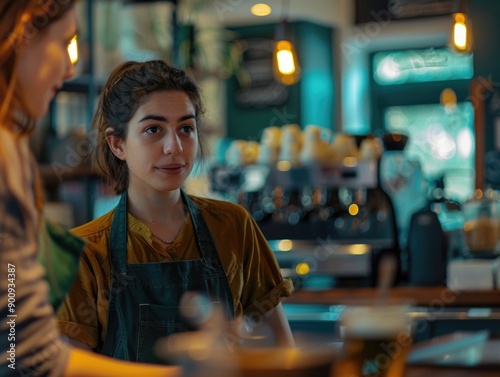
[
  {"left": 279, "top": 124, "right": 303, "bottom": 166},
  {"left": 260, "top": 126, "right": 282, "bottom": 149},
  {"left": 335, "top": 302, "right": 413, "bottom": 377},
  {"left": 300, "top": 125, "right": 332, "bottom": 164}
]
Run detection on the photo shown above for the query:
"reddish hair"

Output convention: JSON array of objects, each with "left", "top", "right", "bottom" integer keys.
[{"left": 0, "top": 0, "right": 77, "bottom": 135}]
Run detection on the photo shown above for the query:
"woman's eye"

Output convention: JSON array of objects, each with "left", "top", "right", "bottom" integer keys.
[
  {"left": 145, "top": 126, "right": 161, "bottom": 134},
  {"left": 180, "top": 124, "right": 195, "bottom": 134}
]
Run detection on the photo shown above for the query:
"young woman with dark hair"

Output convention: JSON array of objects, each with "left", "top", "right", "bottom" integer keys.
[{"left": 57, "top": 60, "right": 295, "bottom": 363}]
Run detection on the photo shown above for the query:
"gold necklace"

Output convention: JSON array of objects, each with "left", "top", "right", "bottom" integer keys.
[{"left": 151, "top": 233, "right": 174, "bottom": 245}]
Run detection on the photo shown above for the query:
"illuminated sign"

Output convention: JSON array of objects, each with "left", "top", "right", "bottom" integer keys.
[{"left": 374, "top": 48, "right": 473, "bottom": 85}]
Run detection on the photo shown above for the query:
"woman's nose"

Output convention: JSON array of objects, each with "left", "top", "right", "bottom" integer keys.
[{"left": 163, "top": 133, "right": 183, "bottom": 156}]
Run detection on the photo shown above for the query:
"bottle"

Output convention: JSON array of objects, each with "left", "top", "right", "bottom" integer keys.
[{"left": 407, "top": 208, "right": 448, "bottom": 285}]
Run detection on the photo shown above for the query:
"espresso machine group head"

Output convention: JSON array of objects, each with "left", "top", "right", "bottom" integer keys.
[{"left": 210, "top": 158, "right": 402, "bottom": 289}]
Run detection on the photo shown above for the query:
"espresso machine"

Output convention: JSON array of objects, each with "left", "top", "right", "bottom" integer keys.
[{"left": 210, "top": 158, "right": 402, "bottom": 289}]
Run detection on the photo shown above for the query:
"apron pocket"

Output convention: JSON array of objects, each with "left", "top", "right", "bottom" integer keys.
[{"left": 137, "top": 303, "right": 190, "bottom": 363}]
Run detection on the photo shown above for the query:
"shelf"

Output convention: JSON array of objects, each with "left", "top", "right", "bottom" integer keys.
[
  {"left": 38, "top": 164, "right": 100, "bottom": 186},
  {"left": 60, "top": 74, "right": 105, "bottom": 93},
  {"left": 287, "top": 287, "right": 500, "bottom": 308}
]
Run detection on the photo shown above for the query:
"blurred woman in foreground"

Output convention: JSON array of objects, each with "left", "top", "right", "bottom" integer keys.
[{"left": 0, "top": 1, "right": 179, "bottom": 376}]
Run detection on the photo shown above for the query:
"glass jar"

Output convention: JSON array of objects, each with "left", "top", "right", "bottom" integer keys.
[{"left": 462, "top": 198, "right": 500, "bottom": 254}]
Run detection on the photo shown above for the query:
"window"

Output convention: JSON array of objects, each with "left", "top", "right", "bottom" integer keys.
[{"left": 385, "top": 102, "right": 475, "bottom": 202}]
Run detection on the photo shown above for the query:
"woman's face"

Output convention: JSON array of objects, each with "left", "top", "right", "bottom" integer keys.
[
  {"left": 17, "top": 7, "right": 77, "bottom": 119},
  {"left": 111, "top": 91, "right": 199, "bottom": 193}
]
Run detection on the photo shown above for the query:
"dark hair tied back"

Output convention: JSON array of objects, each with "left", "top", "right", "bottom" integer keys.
[{"left": 90, "top": 60, "right": 206, "bottom": 194}]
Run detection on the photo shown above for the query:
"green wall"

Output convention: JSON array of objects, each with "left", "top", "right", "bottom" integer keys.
[
  {"left": 470, "top": 0, "right": 500, "bottom": 83},
  {"left": 469, "top": 0, "right": 500, "bottom": 168},
  {"left": 225, "top": 21, "right": 335, "bottom": 141}
]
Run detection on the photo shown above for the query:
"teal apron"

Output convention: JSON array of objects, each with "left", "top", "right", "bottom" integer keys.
[{"left": 101, "top": 191, "right": 234, "bottom": 363}]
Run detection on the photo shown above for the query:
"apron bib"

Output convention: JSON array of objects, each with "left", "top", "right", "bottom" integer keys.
[{"left": 101, "top": 191, "right": 234, "bottom": 363}]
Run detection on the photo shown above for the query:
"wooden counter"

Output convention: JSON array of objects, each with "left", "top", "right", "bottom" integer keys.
[
  {"left": 405, "top": 338, "right": 500, "bottom": 377},
  {"left": 334, "top": 363, "right": 499, "bottom": 377},
  {"left": 331, "top": 339, "right": 500, "bottom": 377},
  {"left": 287, "top": 287, "right": 500, "bottom": 307},
  {"left": 405, "top": 366, "right": 499, "bottom": 377}
]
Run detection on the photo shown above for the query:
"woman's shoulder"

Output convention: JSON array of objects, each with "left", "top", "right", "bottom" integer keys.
[
  {"left": 188, "top": 195, "right": 250, "bottom": 220},
  {"left": 71, "top": 209, "right": 115, "bottom": 240}
]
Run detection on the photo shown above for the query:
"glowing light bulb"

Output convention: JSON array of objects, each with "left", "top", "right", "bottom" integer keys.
[
  {"left": 450, "top": 13, "right": 471, "bottom": 53},
  {"left": 68, "top": 35, "right": 78, "bottom": 64},
  {"left": 251, "top": 3, "right": 271, "bottom": 17},
  {"left": 276, "top": 42, "right": 295, "bottom": 74},
  {"left": 454, "top": 23, "right": 467, "bottom": 49},
  {"left": 273, "top": 22, "right": 301, "bottom": 86}
]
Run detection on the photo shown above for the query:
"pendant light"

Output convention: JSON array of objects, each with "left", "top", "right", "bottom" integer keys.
[
  {"left": 440, "top": 87, "right": 457, "bottom": 112},
  {"left": 273, "top": 0, "right": 301, "bottom": 86},
  {"left": 68, "top": 35, "right": 79, "bottom": 64},
  {"left": 449, "top": 0, "right": 472, "bottom": 53}
]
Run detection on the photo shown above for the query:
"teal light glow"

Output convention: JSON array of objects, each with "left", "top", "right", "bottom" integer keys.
[
  {"left": 457, "top": 128, "right": 473, "bottom": 158},
  {"left": 385, "top": 102, "right": 475, "bottom": 202},
  {"left": 343, "top": 59, "right": 370, "bottom": 134},
  {"left": 374, "top": 48, "right": 473, "bottom": 85},
  {"left": 301, "top": 71, "right": 334, "bottom": 128}
]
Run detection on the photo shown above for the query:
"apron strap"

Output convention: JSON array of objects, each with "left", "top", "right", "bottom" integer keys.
[
  {"left": 181, "top": 190, "right": 220, "bottom": 268},
  {"left": 109, "top": 192, "right": 128, "bottom": 273}
]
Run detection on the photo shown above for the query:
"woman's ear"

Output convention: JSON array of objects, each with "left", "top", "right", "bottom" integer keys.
[{"left": 105, "top": 127, "right": 126, "bottom": 161}]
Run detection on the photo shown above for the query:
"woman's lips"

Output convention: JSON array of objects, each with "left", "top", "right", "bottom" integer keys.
[{"left": 156, "top": 164, "right": 185, "bottom": 175}]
